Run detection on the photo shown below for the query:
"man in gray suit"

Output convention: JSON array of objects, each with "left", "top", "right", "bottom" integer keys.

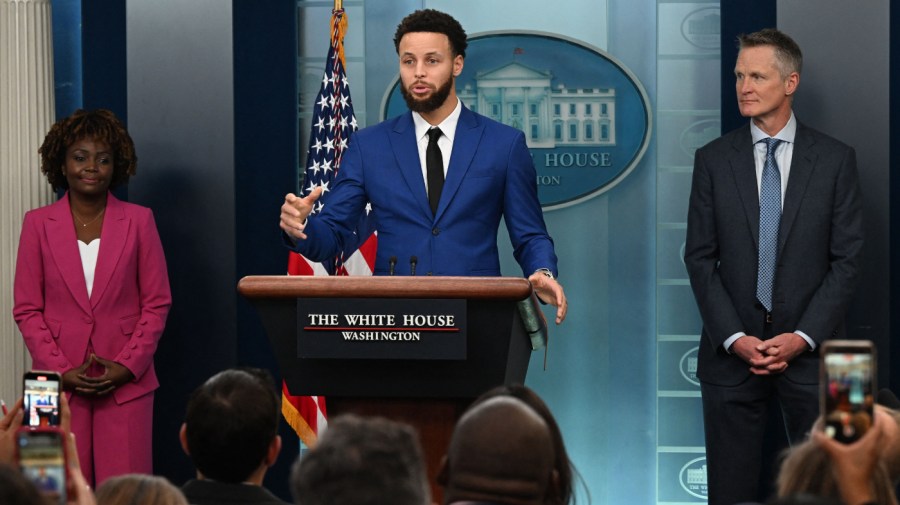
[{"left": 685, "top": 28, "right": 863, "bottom": 505}]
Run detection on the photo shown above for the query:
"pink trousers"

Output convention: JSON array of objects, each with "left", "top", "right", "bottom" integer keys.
[{"left": 68, "top": 391, "right": 153, "bottom": 487}]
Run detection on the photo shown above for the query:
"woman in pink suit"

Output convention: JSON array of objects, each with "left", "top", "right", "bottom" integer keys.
[{"left": 13, "top": 109, "right": 171, "bottom": 487}]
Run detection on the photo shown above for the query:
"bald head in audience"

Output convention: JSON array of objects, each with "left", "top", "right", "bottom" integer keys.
[{"left": 438, "top": 396, "right": 558, "bottom": 505}]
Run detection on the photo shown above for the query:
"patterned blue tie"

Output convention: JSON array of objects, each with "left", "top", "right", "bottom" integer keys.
[{"left": 757, "top": 137, "right": 783, "bottom": 312}]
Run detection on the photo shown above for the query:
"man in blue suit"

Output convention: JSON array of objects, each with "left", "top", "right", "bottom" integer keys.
[
  {"left": 685, "top": 29, "right": 863, "bottom": 504},
  {"left": 281, "top": 9, "right": 567, "bottom": 324}
]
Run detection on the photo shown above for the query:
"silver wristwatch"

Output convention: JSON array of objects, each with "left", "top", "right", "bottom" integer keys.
[{"left": 534, "top": 268, "right": 555, "bottom": 280}]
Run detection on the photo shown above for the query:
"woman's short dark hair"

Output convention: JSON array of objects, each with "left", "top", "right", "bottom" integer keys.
[{"left": 38, "top": 109, "right": 137, "bottom": 191}]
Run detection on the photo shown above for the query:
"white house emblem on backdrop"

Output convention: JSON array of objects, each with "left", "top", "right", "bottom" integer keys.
[
  {"left": 679, "top": 457, "right": 709, "bottom": 499},
  {"left": 681, "top": 7, "right": 720, "bottom": 49},
  {"left": 382, "top": 31, "right": 651, "bottom": 210},
  {"left": 679, "top": 347, "right": 700, "bottom": 386},
  {"left": 680, "top": 119, "right": 721, "bottom": 159}
]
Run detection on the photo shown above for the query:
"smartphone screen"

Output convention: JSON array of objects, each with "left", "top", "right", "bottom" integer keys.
[
  {"left": 821, "top": 340, "right": 876, "bottom": 443},
  {"left": 23, "top": 371, "right": 61, "bottom": 428},
  {"left": 16, "top": 428, "right": 67, "bottom": 505}
]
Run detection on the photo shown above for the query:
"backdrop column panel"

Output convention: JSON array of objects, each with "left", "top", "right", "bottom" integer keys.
[
  {"left": 125, "top": 0, "right": 237, "bottom": 484},
  {"left": 778, "top": 0, "right": 891, "bottom": 388},
  {"left": 0, "top": 0, "right": 56, "bottom": 415}
]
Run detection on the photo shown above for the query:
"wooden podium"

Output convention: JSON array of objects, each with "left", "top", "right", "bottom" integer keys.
[{"left": 238, "top": 275, "right": 547, "bottom": 501}]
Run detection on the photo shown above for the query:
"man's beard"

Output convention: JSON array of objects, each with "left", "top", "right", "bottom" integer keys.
[{"left": 400, "top": 77, "right": 453, "bottom": 113}]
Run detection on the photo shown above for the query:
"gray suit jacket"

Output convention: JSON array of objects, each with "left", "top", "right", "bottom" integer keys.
[{"left": 684, "top": 122, "right": 863, "bottom": 386}]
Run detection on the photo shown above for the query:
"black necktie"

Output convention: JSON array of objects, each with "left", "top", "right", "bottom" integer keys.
[{"left": 426, "top": 127, "right": 444, "bottom": 215}]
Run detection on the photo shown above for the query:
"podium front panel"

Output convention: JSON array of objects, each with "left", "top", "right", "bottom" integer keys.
[{"left": 253, "top": 297, "right": 531, "bottom": 398}]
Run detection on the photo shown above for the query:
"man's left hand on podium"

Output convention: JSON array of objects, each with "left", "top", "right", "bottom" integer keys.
[{"left": 528, "top": 272, "right": 567, "bottom": 325}]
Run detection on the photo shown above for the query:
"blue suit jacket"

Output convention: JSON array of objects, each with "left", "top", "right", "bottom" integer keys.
[{"left": 294, "top": 105, "right": 558, "bottom": 277}]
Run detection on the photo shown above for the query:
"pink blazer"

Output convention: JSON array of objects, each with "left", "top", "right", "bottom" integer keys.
[{"left": 13, "top": 193, "right": 172, "bottom": 404}]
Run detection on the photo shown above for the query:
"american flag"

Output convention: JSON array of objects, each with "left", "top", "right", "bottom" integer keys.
[{"left": 284, "top": 8, "right": 377, "bottom": 447}]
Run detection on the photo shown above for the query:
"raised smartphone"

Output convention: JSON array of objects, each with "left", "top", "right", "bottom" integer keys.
[
  {"left": 820, "top": 340, "right": 876, "bottom": 443},
  {"left": 16, "top": 427, "right": 67, "bottom": 505},
  {"left": 23, "top": 370, "right": 62, "bottom": 428}
]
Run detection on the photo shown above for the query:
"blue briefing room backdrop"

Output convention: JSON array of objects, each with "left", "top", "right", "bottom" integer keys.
[{"left": 49, "top": 0, "right": 894, "bottom": 503}]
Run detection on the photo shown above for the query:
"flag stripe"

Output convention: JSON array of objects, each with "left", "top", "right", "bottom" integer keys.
[{"left": 281, "top": 382, "right": 327, "bottom": 447}]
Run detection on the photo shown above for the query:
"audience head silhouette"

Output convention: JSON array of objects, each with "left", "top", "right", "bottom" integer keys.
[
  {"left": 181, "top": 368, "right": 281, "bottom": 484},
  {"left": 776, "top": 406, "right": 900, "bottom": 505},
  {"left": 290, "top": 414, "right": 429, "bottom": 505},
  {"left": 95, "top": 474, "right": 188, "bottom": 505},
  {"left": 471, "top": 384, "right": 578, "bottom": 505},
  {"left": 439, "top": 395, "right": 557, "bottom": 505},
  {"left": 0, "top": 464, "right": 45, "bottom": 505}
]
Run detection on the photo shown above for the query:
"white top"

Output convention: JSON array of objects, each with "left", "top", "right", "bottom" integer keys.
[{"left": 78, "top": 239, "right": 101, "bottom": 298}]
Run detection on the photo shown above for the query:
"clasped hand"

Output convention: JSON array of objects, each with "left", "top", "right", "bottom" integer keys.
[
  {"left": 731, "top": 332, "right": 809, "bottom": 375},
  {"left": 63, "top": 354, "right": 134, "bottom": 397}
]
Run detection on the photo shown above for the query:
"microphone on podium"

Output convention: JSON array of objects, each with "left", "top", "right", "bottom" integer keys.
[
  {"left": 388, "top": 256, "right": 397, "bottom": 276},
  {"left": 409, "top": 256, "right": 418, "bottom": 276}
]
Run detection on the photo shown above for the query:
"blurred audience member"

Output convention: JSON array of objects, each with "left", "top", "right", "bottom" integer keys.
[
  {"left": 1, "top": 394, "right": 95, "bottom": 505},
  {"left": 471, "top": 384, "right": 582, "bottom": 505},
  {"left": 180, "top": 368, "right": 288, "bottom": 505},
  {"left": 777, "top": 408, "right": 898, "bottom": 505},
  {"left": 290, "top": 414, "right": 429, "bottom": 505},
  {"left": 874, "top": 390, "right": 900, "bottom": 478},
  {"left": 0, "top": 463, "right": 45, "bottom": 505},
  {"left": 96, "top": 474, "right": 186, "bottom": 505},
  {"left": 438, "top": 395, "right": 557, "bottom": 505},
  {"left": 766, "top": 494, "right": 842, "bottom": 505},
  {"left": 0, "top": 399, "right": 25, "bottom": 465}
]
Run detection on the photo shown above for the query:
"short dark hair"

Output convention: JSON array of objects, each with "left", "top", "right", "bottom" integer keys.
[
  {"left": 738, "top": 28, "right": 803, "bottom": 78},
  {"left": 183, "top": 368, "right": 279, "bottom": 483},
  {"left": 290, "top": 414, "right": 429, "bottom": 505},
  {"left": 38, "top": 109, "right": 137, "bottom": 191},
  {"left": 393, "top": 9, "right": 467, "bottom": 58}
]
